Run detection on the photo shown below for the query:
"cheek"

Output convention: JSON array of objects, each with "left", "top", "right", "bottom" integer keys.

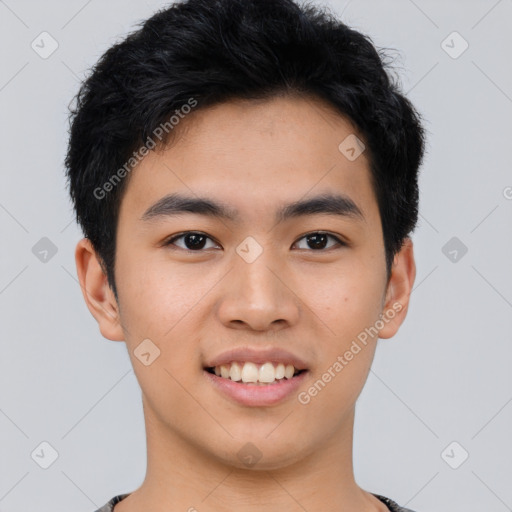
[
  {"left": 304, "top": 263, "right": 384, "bottom": 342},
  {"left": 116, "top": 252, "right": 204, "bottom": 337},
  {"left": 115, "top": 259, "right": 206, "bottom": 408}
]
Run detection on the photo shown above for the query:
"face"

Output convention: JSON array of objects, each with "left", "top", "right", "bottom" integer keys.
[{"left": 77, "top": 94, "right": 415, "bottom": 471}]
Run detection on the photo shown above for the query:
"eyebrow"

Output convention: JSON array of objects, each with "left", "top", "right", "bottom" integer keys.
[{"left": 141, "top": 192, "right": 365, "bottom": 224}]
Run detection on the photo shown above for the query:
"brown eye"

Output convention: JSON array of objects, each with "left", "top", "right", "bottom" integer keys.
[
  {"left": 294, "top": 232, "right": 345, "bottom": 251},
  {"left": 165, "top": 232, "right": 219, "bottom": 251}
]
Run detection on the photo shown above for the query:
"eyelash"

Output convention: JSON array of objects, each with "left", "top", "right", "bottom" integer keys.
[{"left": 163, "top": 231, "right": 347, "bottom": 252}]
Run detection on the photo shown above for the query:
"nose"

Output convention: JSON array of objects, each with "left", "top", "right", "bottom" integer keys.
[{"left": 216, "top": 247, "right": 300, "bottom": 332}]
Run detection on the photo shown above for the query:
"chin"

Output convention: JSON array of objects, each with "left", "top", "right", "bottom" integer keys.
[{"left": 206, "top": 433, "right": 313, "bottom": 471}]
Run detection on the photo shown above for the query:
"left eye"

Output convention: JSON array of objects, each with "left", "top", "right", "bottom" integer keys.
[{"left": 293, "top": 232, "right": 344, "bottom": 251}]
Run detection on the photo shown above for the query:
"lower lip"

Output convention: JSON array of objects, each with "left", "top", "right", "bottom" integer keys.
[{"left": 204, "top": 370, "right": 309, "bottom": 407}]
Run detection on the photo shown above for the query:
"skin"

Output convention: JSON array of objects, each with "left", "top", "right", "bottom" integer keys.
[{"left": 76, "top": 94, "right": 415, "bottom": 512}]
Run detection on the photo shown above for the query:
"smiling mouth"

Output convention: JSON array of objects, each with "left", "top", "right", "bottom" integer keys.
[{"left": 205, "top": 361, "right": 306, "bottom": 385}]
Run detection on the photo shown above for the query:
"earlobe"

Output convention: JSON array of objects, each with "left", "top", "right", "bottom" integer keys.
[
  {"left": 75, "top": 238, "right": 125, "bottom": 342},
  {"left": 378, "top": 238, "right": 416, "bottom": 339}
]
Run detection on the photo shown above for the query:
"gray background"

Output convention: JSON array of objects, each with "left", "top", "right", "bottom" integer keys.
[{"left": 1, "top": 0, "right": 511, "bottom": 511}]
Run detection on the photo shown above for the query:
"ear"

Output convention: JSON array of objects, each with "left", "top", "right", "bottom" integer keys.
[
  {"left": 75, "top": 238, "right": 124, "bottom": 341},
  {"left": 378, "top": 237, "right": 416, "bottom": 339}
]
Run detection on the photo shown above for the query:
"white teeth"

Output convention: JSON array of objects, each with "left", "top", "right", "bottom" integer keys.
[
  {"left": 259, "top": 362, "right": 275, "bottom": 383},
  {"left": 229, "top": 362, "right": 242, "bottom": 381},
  {"left": 220, "top": 364, "right": 230, "bottom": 379},
  {"left": 241, "top": 362, "right": 259, "bottom": 383},
  {"left": 211, "top": 361, "right": 302, "bottom": 384},
  {"left": 284, "top": 364, "right": 295, "bottom": 379}
]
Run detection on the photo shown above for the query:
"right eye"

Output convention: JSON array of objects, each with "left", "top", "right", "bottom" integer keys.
[{"left": 163, "top": 231, "right": 221, "bottom": 251}]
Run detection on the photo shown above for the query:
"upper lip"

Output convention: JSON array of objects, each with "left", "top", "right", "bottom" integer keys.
[{"left": 205, "top": 347, "right": 309, "bottom": 371}]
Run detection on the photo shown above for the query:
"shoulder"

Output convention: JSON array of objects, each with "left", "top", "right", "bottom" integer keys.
[
  {"left": 372, "top": 493, "right": 418, "bottom": 512},
  {"left": 92, "top": 493, "right": 131, "bottom": 512}
]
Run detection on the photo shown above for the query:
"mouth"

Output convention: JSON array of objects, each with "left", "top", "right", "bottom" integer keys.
[
  {"left": 205, "top": 361, "right": 306, "bottom": 385},
  {"left": 203, "top": 352, "right": 309, "bottom": 406},
  {"left": 203, "top": 347, "right": 310, "bottom": 406}
]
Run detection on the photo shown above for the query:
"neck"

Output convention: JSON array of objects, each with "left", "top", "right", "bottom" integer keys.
[{"left": 117, "top": 403, "right": 386, "bottom": 512}]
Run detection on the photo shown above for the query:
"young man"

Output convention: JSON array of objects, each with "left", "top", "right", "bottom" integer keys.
[{"left": 65, "top": 0, "right": 426, "bottom": 510}]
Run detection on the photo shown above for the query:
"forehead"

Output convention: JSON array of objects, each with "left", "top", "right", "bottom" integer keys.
[{"left": 119, "top": 94, "right": 379, "bottom": 227}]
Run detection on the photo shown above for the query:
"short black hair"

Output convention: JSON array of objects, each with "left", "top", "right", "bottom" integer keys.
[{"left": 65, "top": 0, "right": 426, "bottom": 298}]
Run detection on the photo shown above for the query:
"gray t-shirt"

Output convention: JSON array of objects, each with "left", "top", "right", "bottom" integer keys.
[{"left": 94, "top": 492, "right": 417, "bottom": 511}]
